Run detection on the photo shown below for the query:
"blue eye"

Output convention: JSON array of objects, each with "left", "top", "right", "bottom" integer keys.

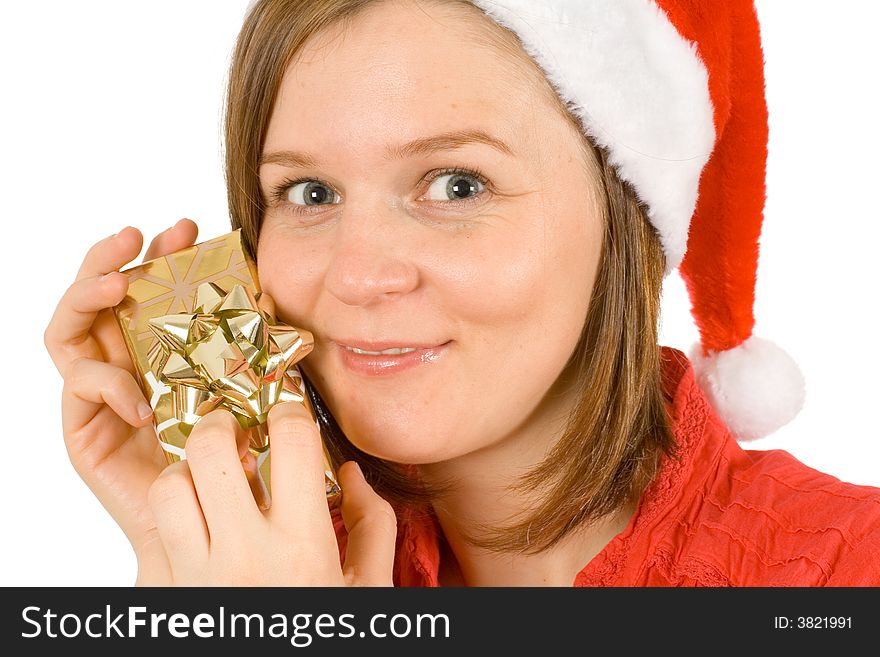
[
  {"left": 267, "top": 166, "right": 491, "bottom": 215},
  {"left": 424, "top": 170, "right": 486, "bottom": 202},
  {"left": 283, "top": 180, "right": 341, "bottom": 207}
]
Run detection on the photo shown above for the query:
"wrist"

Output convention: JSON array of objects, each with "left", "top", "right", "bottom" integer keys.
[{"left": 134, "top": 532, "right": 171, "bottom": 586}]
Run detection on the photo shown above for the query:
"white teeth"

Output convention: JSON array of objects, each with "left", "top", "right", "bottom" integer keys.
[{"left": 346, "top": 346, "right": 419, "bottom": 356}]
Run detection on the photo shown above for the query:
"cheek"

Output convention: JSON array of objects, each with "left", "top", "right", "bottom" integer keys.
[
  {"left": 439, "top": 213, "right": 598, "bottom": 349},
  {"left": 460, "top": 212, "right": 600, "bottom": 436},
  {"left": 255, "top": 227, "right": 326, "bottom": 329},
  {"left": 425, "top": 225, "right": 538, "bottom": 323}
]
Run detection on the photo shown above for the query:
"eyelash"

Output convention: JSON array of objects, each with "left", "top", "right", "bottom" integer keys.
[{"left": 267, "top": 166, "right": 491, "bottom": 215}]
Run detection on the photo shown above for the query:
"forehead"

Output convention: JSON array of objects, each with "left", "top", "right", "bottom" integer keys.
[{"left": 266, "top": 1, "right": 547, "bottom": 147}]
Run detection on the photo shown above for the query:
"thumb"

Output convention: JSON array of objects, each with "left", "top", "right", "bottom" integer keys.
[{"left": 339, "top": 461, "right": 397, "bottom": 586}]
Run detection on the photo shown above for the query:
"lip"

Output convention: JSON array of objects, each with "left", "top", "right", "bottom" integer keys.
[
  {"left": 334, "top": 338, "right": 450, "bottom": 352},
  {"left": 332, "top": 339, "right": 451, "bottom": 377}
]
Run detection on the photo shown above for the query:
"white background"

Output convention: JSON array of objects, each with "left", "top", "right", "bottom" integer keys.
[{"left": 0, "top": 1, "right": 877, "bottom": 586}]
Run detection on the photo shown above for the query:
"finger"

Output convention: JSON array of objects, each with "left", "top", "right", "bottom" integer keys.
[
  {"left": 241, "top": 448, "right": 271, "bottom": 512},
  {"left": 265, "top": 401, "right": 330, "bottom": 527},
  {"left": 62, "top": 357, "right": 154, "bottom": 439},
  {"left": 184, "top": 409, "right": 260, "bottom": 539},
  {"left": 75, "top": 226, "right": 143, "bottom": 282},
  {"left": 142, "top": 218, "right": 199, "bottom": 262},
  {"left": 44, "top": 272, "right": 131, "bottom": 374},
  {"left": 148, "top": 460, "right": 210, "bottom": 574},
  {"left": 339, "top": 462, "right": 397, "bottom": 586}
]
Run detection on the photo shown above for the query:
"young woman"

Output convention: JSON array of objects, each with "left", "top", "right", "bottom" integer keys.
[{"left": 44, "top": 0, "right": 880, "bottom": 586}]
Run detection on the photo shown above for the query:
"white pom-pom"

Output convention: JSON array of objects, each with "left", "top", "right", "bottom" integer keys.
[{"left": 688, "top": 336, "right": 806, "bottom": 441}]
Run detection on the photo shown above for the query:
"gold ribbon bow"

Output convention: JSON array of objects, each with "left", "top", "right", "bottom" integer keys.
[{"left": 144, "top": 281, "right": 339, "bottom": 507}]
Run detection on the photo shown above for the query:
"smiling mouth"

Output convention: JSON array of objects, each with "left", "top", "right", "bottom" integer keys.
[
  {"left": 343, "top": 346, "right": 419, "bottom": 356},
  {"left": 333, "top": 338, "right": 451, "bottom": 353},
  {"left": 333, "top": 340, "right": 452, "bottom": 376}
]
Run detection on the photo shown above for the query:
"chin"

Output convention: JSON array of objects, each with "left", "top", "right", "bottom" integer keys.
[{"left": 338, "top": 416, "right": 458, "bottom": 465}]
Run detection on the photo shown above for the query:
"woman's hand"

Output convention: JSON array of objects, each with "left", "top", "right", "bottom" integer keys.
[
  {"left": 146, "top": 402, "right": 397, "bottom": 586},
  {"left": 43, "top": 220, "right": 200, "bottom": 584}
]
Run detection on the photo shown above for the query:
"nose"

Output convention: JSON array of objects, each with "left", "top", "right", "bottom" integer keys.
[{"left": 323, "top": 203, "right": 420, "bottom": 307}]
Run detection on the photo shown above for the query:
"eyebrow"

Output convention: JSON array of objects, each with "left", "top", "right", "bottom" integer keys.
[{"left": 258, "top": 129, "right": 516, "bottom": 168}]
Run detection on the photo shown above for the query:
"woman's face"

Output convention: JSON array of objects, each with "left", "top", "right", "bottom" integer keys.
[{"left": 257, "top": 0, "right": 603, "bottom": 465}]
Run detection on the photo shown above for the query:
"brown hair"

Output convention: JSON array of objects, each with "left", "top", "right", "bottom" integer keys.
[{"left": 224, "top": 0, "right": 679, "bottom": 555}]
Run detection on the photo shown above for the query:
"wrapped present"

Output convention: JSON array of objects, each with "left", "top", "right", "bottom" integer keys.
[{"left": 112, "top": 229, "right": 341, "bottom": 510}]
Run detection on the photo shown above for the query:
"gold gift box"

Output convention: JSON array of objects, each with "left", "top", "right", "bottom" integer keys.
[{"left": 112, "top": 229, "right": 340, "bottom": 509}]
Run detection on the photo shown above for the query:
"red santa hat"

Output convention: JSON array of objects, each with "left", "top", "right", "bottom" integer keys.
[{"left": 244, "top": 0, "right": 806, "bottom": 441}]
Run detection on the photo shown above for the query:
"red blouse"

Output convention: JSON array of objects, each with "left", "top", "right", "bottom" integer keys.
[{"left": 332, "top": 346, "right": 880, "bottom": 586}]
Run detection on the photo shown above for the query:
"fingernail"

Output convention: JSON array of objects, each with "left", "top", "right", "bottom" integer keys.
[
  {"left": 137, "top": 401, "right": 153, "bottom": 420},
  {"left": 353, "top": 461, "right": 364, "bottom": 479}
]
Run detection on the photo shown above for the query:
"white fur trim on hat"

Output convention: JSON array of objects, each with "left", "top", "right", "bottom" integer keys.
[
  {"left": 470, "top": 0, "right": 716, "bottom": 275},
  {"left": 688, "top": 336, "right": 806, "bottom": 441}
]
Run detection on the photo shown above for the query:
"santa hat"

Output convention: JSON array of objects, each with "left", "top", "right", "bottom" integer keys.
[{"left": 243, "top": 0, "right": 806, "bottom": 441}]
